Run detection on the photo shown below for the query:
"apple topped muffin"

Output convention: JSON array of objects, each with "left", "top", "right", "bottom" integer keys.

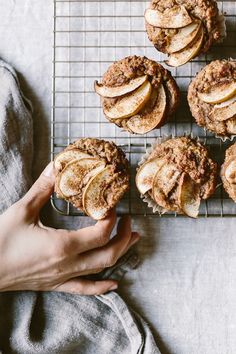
[
  {"left": 136, "top": 137, "right": 217, "bottom": 218},
  {"left": 221, "top": 143, "right": 236, "bottom": 202},
  {"left": 54, "top": 138, "right": 129, "bottom": 220},
  {"left": 95, "top": 56, "right": 180, "bottom": 134},
  {"left": 188, "top": 60, "right": 236, "bottom": 138},
  {"left": 145, "top": 0, "right": 225, "bottom": 67}
]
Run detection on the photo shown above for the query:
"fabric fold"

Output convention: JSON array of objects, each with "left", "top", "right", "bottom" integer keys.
[{"left": 0, "top": 59, "right": 33, "bottom": 212}]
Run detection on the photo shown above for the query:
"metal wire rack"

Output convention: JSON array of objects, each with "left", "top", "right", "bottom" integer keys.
[{"left": 51, "top": 0, "right": 236, "bottom": 217}]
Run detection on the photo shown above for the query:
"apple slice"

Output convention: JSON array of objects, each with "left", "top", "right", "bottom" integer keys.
[
  {"left": 95, "top": 75, "right": 148, "bottom": 98},
  {"left": 126, "top": 85, "right": 167, "bottom": 134},
  {"left": 153, "top": 163, "right": 181, "bottom": 196},
  {"left": 152, "top": 182, "right": 170, "bottom": 210},
  {"left": 136, "top": 157, "right": 166, "bottom": 195},
  {"left": 58, "top": 158, "right": 106, "bottom": 198},
  {"left": 167, "top": 20, "right": 201, "bottom": 53},
  {"left": 221, "top": 158, "right": 236, "bottom": 202},
  {"left": 178, "top": 173, "right": 200, "bottom": 218},
  {"left": 214, "top": 96, "right": 236, "bottom": 109},
  {"left": 104, "top": 81, "right": 152, "bottom": 120},
  {"left": 166, "top": 26, "right": 203, "bottom": 67},
  {"left": 210, "top": 98, "right": 236, "bottom": 121},
  {"left": 198, "top": 81, "right": 236, "bottom": 104},
  {"left": 165, "top": 78, "right": 180, "bottom": 115},
  {"left": 54, "top": 149, "right": 91, "bottom": 171},
  {"left": 152, "top": 164, "right": 181, "bottom": 211},
  {"left": 145, "top": 6, "right": 192, "bottom": 29},
  {"left": 82, "top": 165, "right": 120, "bottom": 220},
  {"left": 224, "top": 160, "right": 236, "bottom": 184}
]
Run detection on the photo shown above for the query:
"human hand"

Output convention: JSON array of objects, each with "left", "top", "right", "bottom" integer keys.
[{"left": 0, "top": 163, "right": 140, "bottom": 295}]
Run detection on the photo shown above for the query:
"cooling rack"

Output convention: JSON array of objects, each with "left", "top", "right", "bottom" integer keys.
[{"left": 51, "top": 0, "right": 236, "bottom": 217}]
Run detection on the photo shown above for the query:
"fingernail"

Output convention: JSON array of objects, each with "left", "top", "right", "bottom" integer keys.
[
  {"left": 109, "top": 283, "right": 118, "bottom": 291},
  {"left": 42, "top": 162, "right": 55, "bottom": 178}
]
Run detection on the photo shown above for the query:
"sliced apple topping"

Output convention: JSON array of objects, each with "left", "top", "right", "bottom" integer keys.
[
  {"left": 82, "top": 165, "right": 118, "bottom": 220},
  {"left": 210, "top": 98, "right": 236, "bottom": 121},
  {"left": 152, "top": 183, "right": 170, "bottom": 210},
  {"left": 104, "top": 80, "right": 152, "bottom": 120},
  {"left": 221, "top": 158, "right": 236, "bottom": 202},
  {"left": 58, "top": 158, "right": 106, "bottom": 198},
  {"left": 145, "top": 6, "right": 192, "bottom": 29},
  {"left": 167, "top": 20, "right": 201, "bottom": 54},
  {"left": 153, "top": 163, "right": 181, "bottom": 196},
  {"left": 178, "top": 173, "right": 200, "bottom": 218},
  {"left": 198, "top": 81, "right": 236, "bottom": 104},
  {"left": 214, "top": 95, "right": 236, "bottom": 109},
  {"left": 152, "top": 164, "right": 181, "bottom": 210},
  {"left": 166, "top": 26, "right": 203, "bottom": 67},
  {"left": 225, "top": 160, "right": 236, "bottom": 184},
  {"left": 95, "top": 75, "right": 148, "bottom": 98},
  {"left": 226, "top": 117, "right": 236, "bottom": 134},
  {"left": 136, "top": 157, "right": 166, "bottom": 195},
  {"left": 54, "top": 149, "right": 91, "bottom": 171},
  {"left": 126, "top": 85, "right": 167, "bottom": 134}
]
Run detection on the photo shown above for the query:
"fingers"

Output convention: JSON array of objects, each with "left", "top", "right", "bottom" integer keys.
[
  {"left": 117, "top": 213, "right": 131, "bottom": 236},
  {"left": 120, "top": 231, "right": 140, "bottom": 257},
  {"left": 54, "top": 278, "right": 118, "bottom": 295},
  {"left": 76, "top": 216, "right": 139, "bottom": 273},
  {"left": 21, "top": 162, "right": 55, "bottom": 215},
  {"left": 80, "top": 231, "right": 140, "bottom": 276},
  {"left": 61, "top": 210, "right": 117, "bottom": 254}
]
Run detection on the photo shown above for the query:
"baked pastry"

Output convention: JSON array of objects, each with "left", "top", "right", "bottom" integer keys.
[
  {"left": 145, "top": 0, "right": 225, "bottom": 67},
  {"left": 54, "top": 138, "right": 129, "bottom": 220},
  {"left": 136, "top": 137, "right": 217, "bottom": 218},
  {"left": 221, "top": 143, "right": 236, "bottom": 202},
  {"left": 95, "top": 56, "right": 180, "bottom": 134},
  {"left": 188, "top": 60, "right": 236, "bottom": 138}
]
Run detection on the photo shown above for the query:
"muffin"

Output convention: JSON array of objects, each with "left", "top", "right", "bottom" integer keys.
[
  {"left": 221, "top": 143, "right": 236, "bottom": 202},
  {"left": 188, "top": 60, "right": 236, "bottom": 138},
  {"left": 54, "top": 138, "right": 129, "bottom": 220},
  {"left": 95, "top": 56, "right": 180, "bottom": 134},
  {"left": 145, "top": 0, "right": 225, "bottom": 67},
  {"left": 136, "top": 137, "right": 217, "bottom": 218}
]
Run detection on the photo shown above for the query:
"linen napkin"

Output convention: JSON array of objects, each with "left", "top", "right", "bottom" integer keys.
[
  {"left": 0, "top": 60, "right": 33, "bottom": 212},
  {"left": 0, "top": 59, "right": 160, "bottom": 354}
]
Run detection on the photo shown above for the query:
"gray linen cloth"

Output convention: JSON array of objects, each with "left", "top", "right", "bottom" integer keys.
[
  {"left": 0, "top": 60, "right": 33, "bottom": 212},
  {"left": 0, "top": 60, "right": 160, "bottom": 354}
]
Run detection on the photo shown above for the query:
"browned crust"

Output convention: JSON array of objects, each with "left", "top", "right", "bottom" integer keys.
[
  {"left": 221, "top": 143, "right": 236, "bottom": 202},
  {"left": 188, "top": 60, "right": 236, "bottom": 137},
  {"left": 99, "top": 56, "right": 180, "bottom": 133},
  {"left": 139, "top": 137, "right": 217, "bottom": 213},
  {"left": 145, "top": 0, "right": 222, "bottom": 54},
  {"left": 225, "top": 143, "right": 236, "bottom": 160},
  {"left": 54, "top": 138, "right": 129, "bottom": 216}
]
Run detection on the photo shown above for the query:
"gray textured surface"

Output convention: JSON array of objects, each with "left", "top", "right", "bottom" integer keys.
[
  {"left": 0, "top": 60, "right": 33, "bottom": 211},
  {"left": 0, "top": 1, "right": 236, "bottom": 354}
]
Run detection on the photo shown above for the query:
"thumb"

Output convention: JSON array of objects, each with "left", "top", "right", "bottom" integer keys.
[
  {"left": 54, "top": 278, "right": 118, "bottom": 295},
  {"left": 21, "top": 162, "right": 55, "bottom": 213}
]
